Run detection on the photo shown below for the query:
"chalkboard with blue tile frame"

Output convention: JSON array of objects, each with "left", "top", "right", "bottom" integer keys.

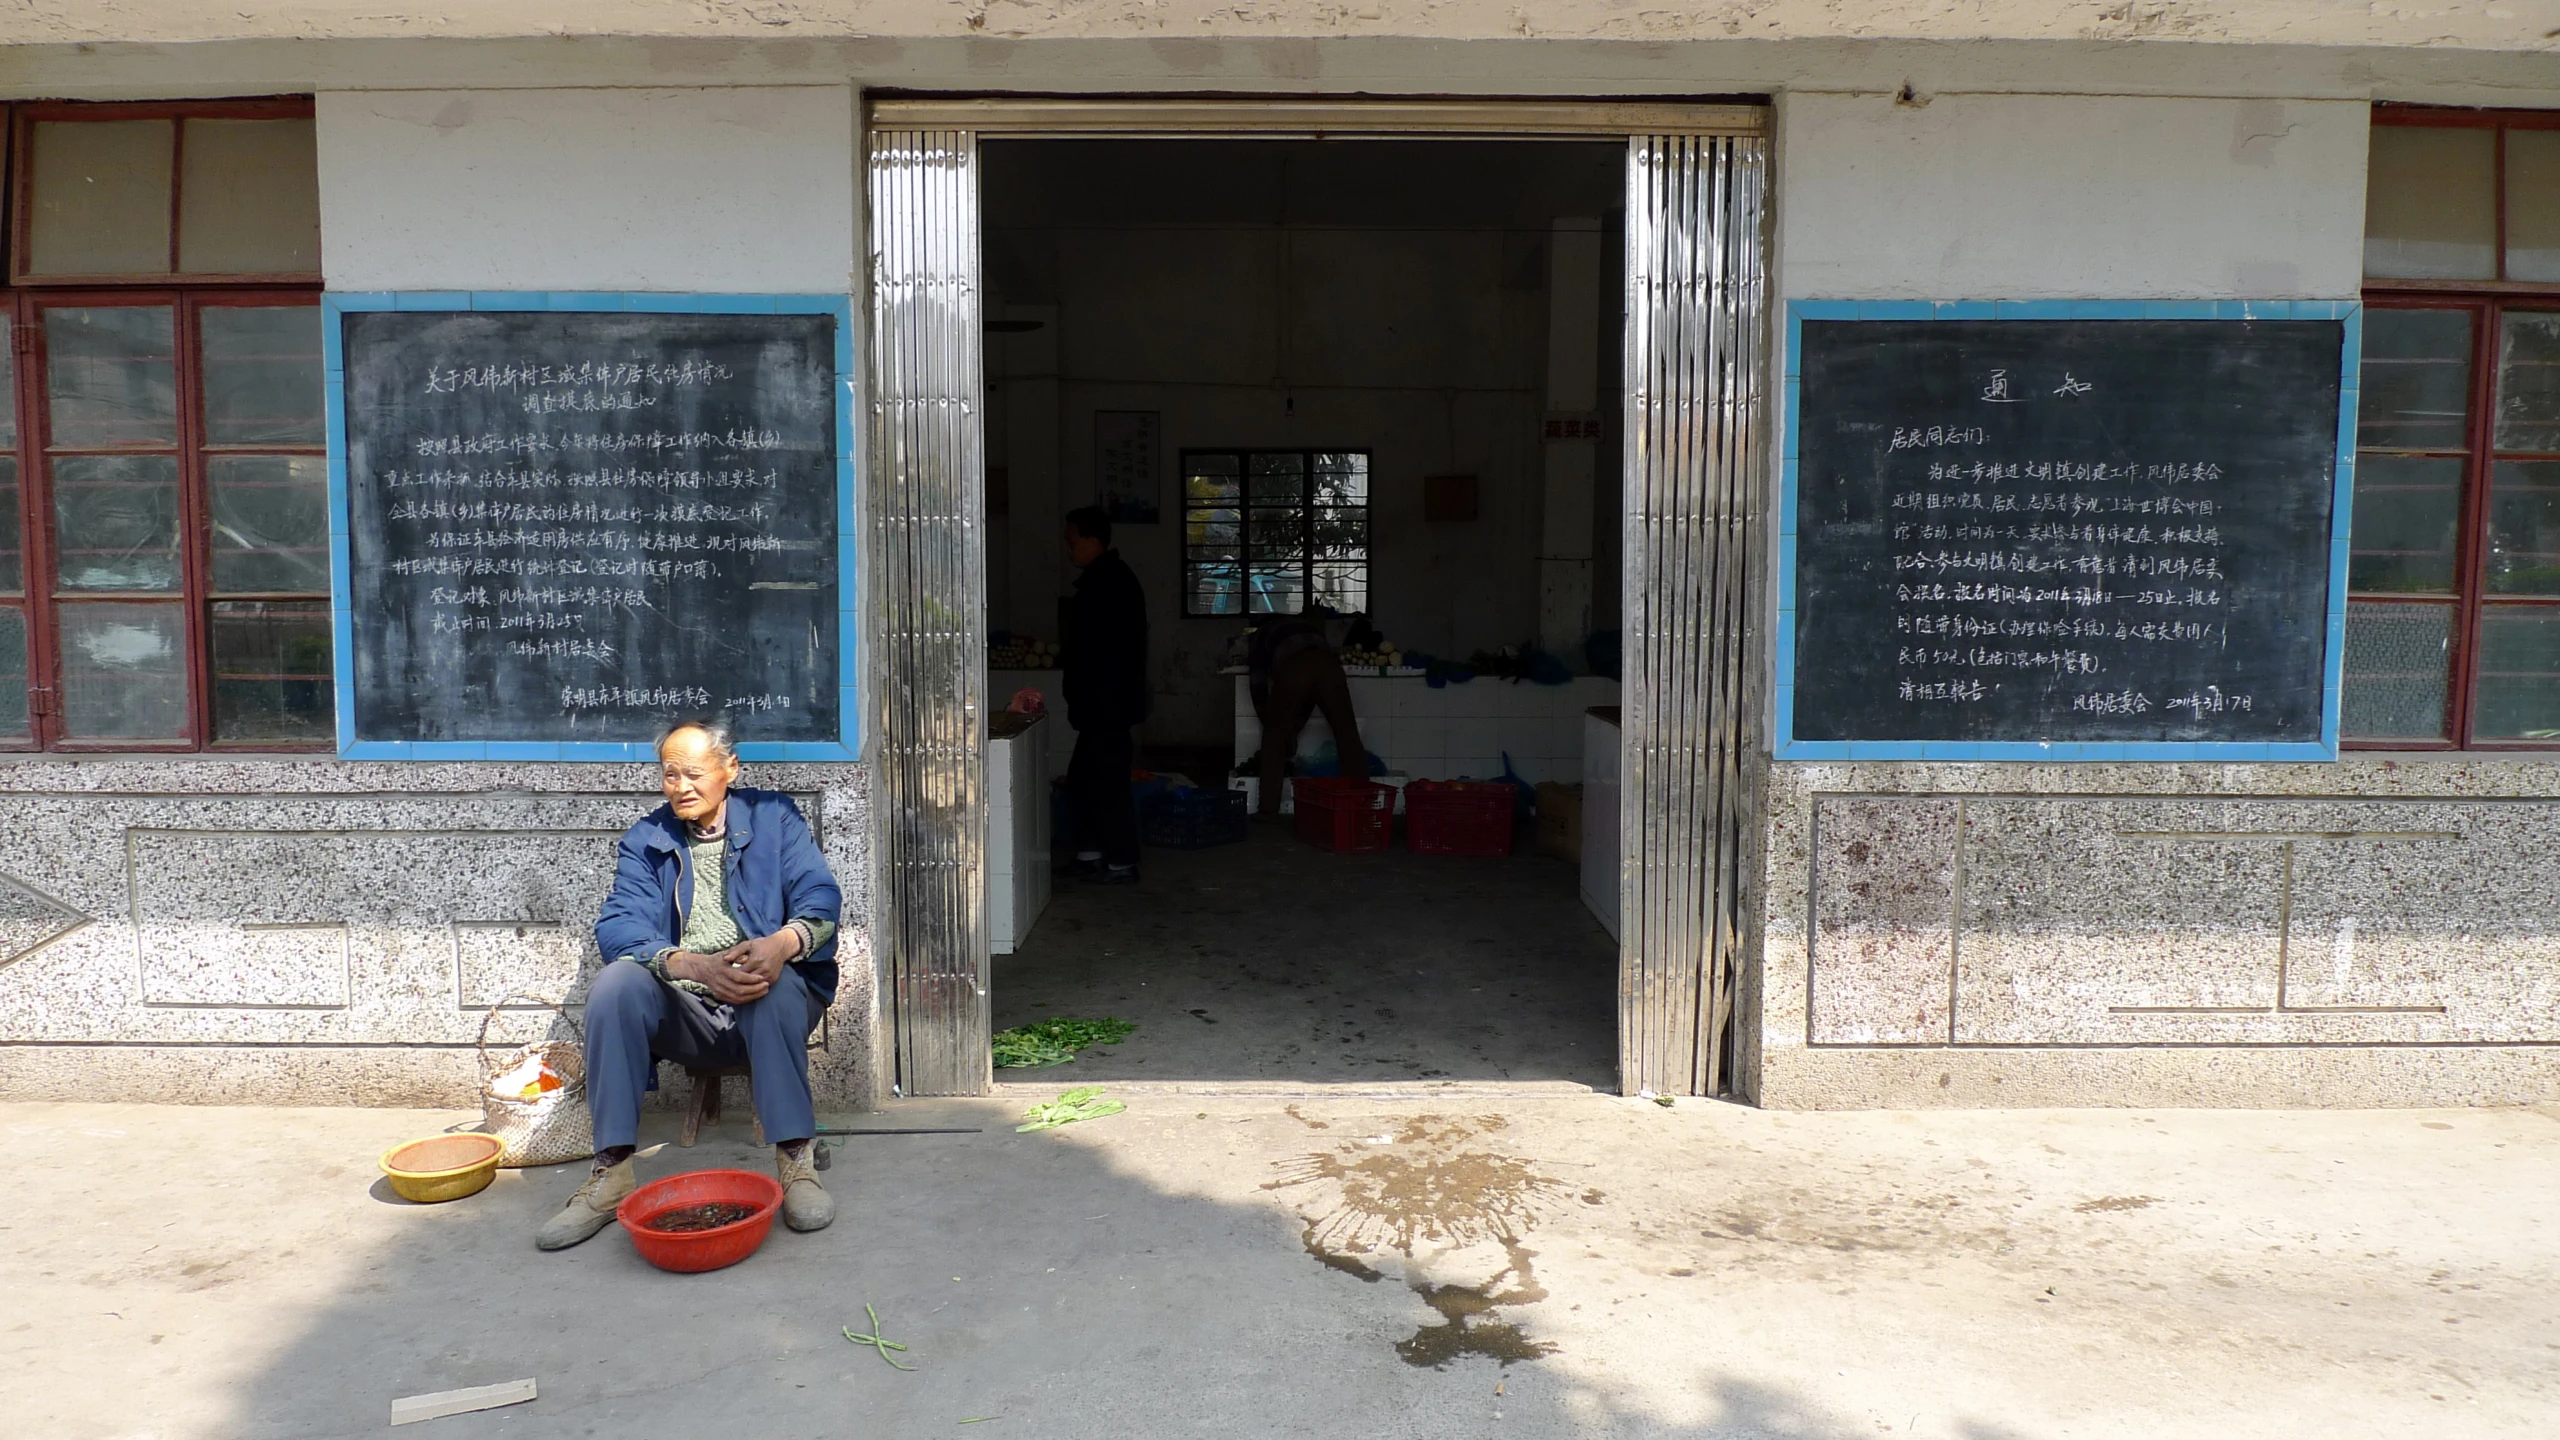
[
  {"left": 335, "top": 305, "right": 843, "bottom": 752},
  {"left": 1783, "top": 310, "right": 2350, "bottom": 757}
]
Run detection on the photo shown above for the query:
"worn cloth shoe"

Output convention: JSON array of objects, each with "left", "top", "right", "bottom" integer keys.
[
  {"left": 536, "top": 1155, "right": 635, "bottom": 1251},
  {"left": 777, "top": 1142, "right": 834, "bottom": 1232}
]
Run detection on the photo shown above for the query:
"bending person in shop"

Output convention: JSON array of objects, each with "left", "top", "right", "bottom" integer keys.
[
  {"left": 1249, "top": 612, "right": 1367, "bottom": 820},
  {"left": 539, "top": 717, "right": 842, "bottom": 1250},
  {"left": 1061, "top": 505, "right": 1150, "bottom": 883}
]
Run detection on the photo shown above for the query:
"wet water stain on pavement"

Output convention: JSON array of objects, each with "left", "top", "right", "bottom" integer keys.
[
  {"left": 1394, "top": 1240, "right": 1557, "bottom": 1369},
  {"left": 1266, "top": 1115, "right": 1564, "bottom": 1367},
  {"left": 1300, "top": 1219, "right": 1384, "bottom": 1282},
  {"left": 1265, "top": 1115, "right": 1565, "bottom": 1253}
]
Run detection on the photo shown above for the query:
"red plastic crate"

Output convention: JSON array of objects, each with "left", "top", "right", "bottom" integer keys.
[
  {"left": 1292, "top": 778, "right": 1394, "bottom": 853},
  {"left": 1404, "top": 780, "right": 1516, "bottom": 856}
]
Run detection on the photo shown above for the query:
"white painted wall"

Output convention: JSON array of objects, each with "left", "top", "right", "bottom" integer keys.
[
  {"left": 314, "top": 86, "right": 857, "bottom": 293},
  {"left": 1777, "top": 93, "right": 2369, "bottom": 301}
]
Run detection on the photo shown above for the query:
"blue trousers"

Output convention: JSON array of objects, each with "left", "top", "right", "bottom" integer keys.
[{"left": 583, "top": 959, "right": 822, "bottom": 1149}]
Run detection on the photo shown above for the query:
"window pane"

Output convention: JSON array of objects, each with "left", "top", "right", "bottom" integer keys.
[
  {"left": 2340, "top": 601, "right": 2453, "bottom": 742},
  {"left": 57, "top": 603, "right": 187, "bottom": 740},
  {"left": 178, "top": 119, "right": 321, "bottom": 275},
  {"left": 2363, "top": 125, "right": 2497, "bottom": 281},
  {"left": 1184, "top": 507, "right": 1240, "bottom": 551},
  {"left": 1313, "top": 504, "right": 1367, "bottom": 559},
  {"left": 44, "top": 306, "right": 178, "bottom": 447},
  {"left": 210, "top": 601, "right": 332, "bottom": 742},
  {"left": 2507, "top": 129, "right": 2560, "bottom": 285},
  {"left": 1246, "top": 568, "right": 1304, "bottom": 615},
  {"left": 1187, "top": 562, "right": 1242, "bottom": 616},
  {"left": 0, "top": 608, "right": 26, "bottom": 739},
  {"left": 2347, "top": 454, "right": 2463, "bottom": 593},
  {"left": 1247, "top": 453, "right": 1306, "bottom": 503},
  {"left": 209, "top": 455, "right": 330, "bottom": 593},
  {"left": 1184, "top": 455, "right": 1241, "bottom": 503},
  {"left": 2494, "top": 311, "right": 2560, "bottom": 453},
  {"left": 2472, "top": 606, "right": 2560, "bottom": 741},
  {"left": 1312, "top": 560, "right": 1367, "bottom": 615},
  {"left": 53, "top": 455, "right": 181, "bottom": 592},
  {"left": 1313, "top": 453, "right": 1369, "bottom": 504},
  {"left": 201, "top": 306, "right": 323, "bottom": 445},
  {"left": 2358, "top": 309, "right": 2473, "bottom": 452},
  {"left": 26, "top": 120, "right": 173, "bottom": 277},
  {"left": 0, "top": 458, "right": 20, "bottom": 596},
  {"left": 2488, "top": 461, "right": 2560, "bottom": 596},
  {"left": 1247, "top": 507, "right": 1304, "bottom": 561}
]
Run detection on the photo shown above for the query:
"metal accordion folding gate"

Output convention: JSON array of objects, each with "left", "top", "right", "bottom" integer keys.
[{"left": 864, "top": 100, "right": 1767, "bottom": 1098}]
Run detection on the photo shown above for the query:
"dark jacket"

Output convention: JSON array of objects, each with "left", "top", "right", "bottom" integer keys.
[
  {"left": 1062, "top": 548, "right": 1150, "bottom": 731},
  {"left": 1246, "top": 614, "right": 1335, "bottom": 709},
  {"left": 593, "top": 786, "right": 842, "bottom": 1003}
]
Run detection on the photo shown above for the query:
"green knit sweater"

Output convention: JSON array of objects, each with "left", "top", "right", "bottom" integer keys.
[{"left": 639, "top": 833, "right": 836, "bottom": 996}]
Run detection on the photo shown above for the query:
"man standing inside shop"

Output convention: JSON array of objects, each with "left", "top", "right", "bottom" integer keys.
[{"left": 1061, "top": 505, "right": 1148, "bottom": 884}]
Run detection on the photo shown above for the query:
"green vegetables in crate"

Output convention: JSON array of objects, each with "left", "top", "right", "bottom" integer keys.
[{"left": 990, "top": 1016, "right": 1136, "bottom": 1068}]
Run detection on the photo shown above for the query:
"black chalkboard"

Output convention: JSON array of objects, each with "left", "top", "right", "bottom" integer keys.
[
  {"left": 1791, "top": 318, "right": 2343, "bottom": 747},
  {"left": 341, "top": 310, "right": 840, "bottom": 745}
]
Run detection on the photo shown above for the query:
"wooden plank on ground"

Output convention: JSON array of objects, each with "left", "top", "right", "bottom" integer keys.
[{"left": 390, "top": 1378, "right": 537, "bottom": 1426}]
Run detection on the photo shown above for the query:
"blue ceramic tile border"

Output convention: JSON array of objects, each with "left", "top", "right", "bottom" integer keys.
[
  {"left": 1774, "top": 299, "right": 2360, "bottom": 763},
  {"left": 323, "top": 291, "right": 862, "bottom": 763}
]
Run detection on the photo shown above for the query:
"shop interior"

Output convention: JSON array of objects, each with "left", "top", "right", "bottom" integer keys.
[{"left": 979, "top": 139, "right": 1626, "bottom": 1087}]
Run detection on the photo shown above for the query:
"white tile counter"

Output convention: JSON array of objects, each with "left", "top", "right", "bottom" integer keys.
[{"left": 986, "top": 712, "right": 1052, "bottom": 955}]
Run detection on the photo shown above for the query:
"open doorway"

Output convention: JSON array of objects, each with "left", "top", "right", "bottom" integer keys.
[
  {"left": 868, "top": 104, "right": 1764, "bottom": 1099},
  {"left": 978, "top": 140, "right": 1626, "bottom": 1086}
]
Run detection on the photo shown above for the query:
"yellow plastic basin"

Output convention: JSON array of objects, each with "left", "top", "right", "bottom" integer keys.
[{"left": 379, "top": 1132, "right": 504, "bottom": 1203}]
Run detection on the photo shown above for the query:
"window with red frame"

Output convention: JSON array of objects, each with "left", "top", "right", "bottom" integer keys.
[
  {"left": 2350, "top": 107, "right": 2560, "bottom": 748},
  {"left": 2, "top": 99, "right": 326, "bottom": 751}
]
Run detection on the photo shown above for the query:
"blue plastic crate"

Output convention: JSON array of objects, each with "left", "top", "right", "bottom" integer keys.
[{"left": 1142, "top": 787, "right": 1250, "bottom": 849}]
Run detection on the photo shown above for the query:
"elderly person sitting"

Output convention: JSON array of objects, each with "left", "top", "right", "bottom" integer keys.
[{"left": 538, "top": 717, "right": 842, "bottom": 1250}]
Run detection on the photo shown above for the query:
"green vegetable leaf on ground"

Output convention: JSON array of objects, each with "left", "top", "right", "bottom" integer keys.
[
  {"left": 1016, "top": 1085, "right": 1127, "bottom": 1132},
  {"left": 991, "top": 1017, "right": 1136, "bottom": 1069}
]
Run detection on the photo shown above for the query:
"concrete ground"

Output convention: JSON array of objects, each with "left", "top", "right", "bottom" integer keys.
[
  {"left": 993, "top": 821, "right": 1618, "bottom": 1087},
  {"left": 4, "top": 1095, "right": 2555, "bottom": 1438}
]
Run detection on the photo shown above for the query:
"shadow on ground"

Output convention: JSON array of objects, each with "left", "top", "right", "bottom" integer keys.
[
  {"left": 3, "top": 1098, "right": 2050, "bottom": 1440},
  {"left": 993, "top": 823, "right": 1617, "bottom": 1087}
]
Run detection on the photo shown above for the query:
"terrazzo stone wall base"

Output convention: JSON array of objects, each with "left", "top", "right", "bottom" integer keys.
[
  {"left": 0, "top": 759, "right": 878, "bottom": 1112},
  {"left": 1752, "top": 759, "right": 2560, "bottom": 1110}
]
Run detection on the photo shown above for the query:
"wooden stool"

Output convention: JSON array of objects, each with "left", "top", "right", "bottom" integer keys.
[{"left": 679, "top": 1065, "right": 764, "bottom": 1147}]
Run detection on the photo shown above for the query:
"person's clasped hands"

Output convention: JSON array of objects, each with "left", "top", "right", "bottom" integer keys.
[{"left": 664, "top": 927, "right": 805, "bottom": 1004}]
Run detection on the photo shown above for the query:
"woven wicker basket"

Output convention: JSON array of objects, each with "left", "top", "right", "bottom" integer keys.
[{"left": 476, "top": 994, "right": 594, "bottom": 1168}]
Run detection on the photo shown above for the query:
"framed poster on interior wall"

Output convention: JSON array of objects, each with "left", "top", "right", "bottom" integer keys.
[
  {"left": 1096, "top": 410, "right": 1161, "bottom": 523},
  {"left": 322, "top": 292, "right": 860, "bottom": 761},
  {"left": 1777, "top": 300, "right": 2359, "bottom": 761}
]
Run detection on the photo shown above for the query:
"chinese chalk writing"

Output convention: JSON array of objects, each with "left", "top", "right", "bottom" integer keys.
[
  {"left": 1790, "top": 317, "right": 2344, "bottom": 747},
  {"left": 1874, "top": 446, "right": 2247, "bottom": 712},
  {"left": 343, "top": 310, "right": 841, "bottom": 744}
]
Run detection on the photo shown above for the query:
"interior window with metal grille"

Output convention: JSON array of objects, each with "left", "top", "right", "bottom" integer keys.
[
  {"left": 2347, "top": 109, "right": 2560, "bottom": 750},
  {"left": 1181, "top": 449, "right": 1369, "bottom": 618}
]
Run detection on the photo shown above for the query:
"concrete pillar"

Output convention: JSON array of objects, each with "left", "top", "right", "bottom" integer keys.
[{"left": 1539, "top": 217, "right": 1602, "bottom": 661}]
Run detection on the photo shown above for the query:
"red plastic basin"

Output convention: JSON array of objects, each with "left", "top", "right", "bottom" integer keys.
[{"left": 617, "top": 1169, "right": 784, "bottom": 1273}]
